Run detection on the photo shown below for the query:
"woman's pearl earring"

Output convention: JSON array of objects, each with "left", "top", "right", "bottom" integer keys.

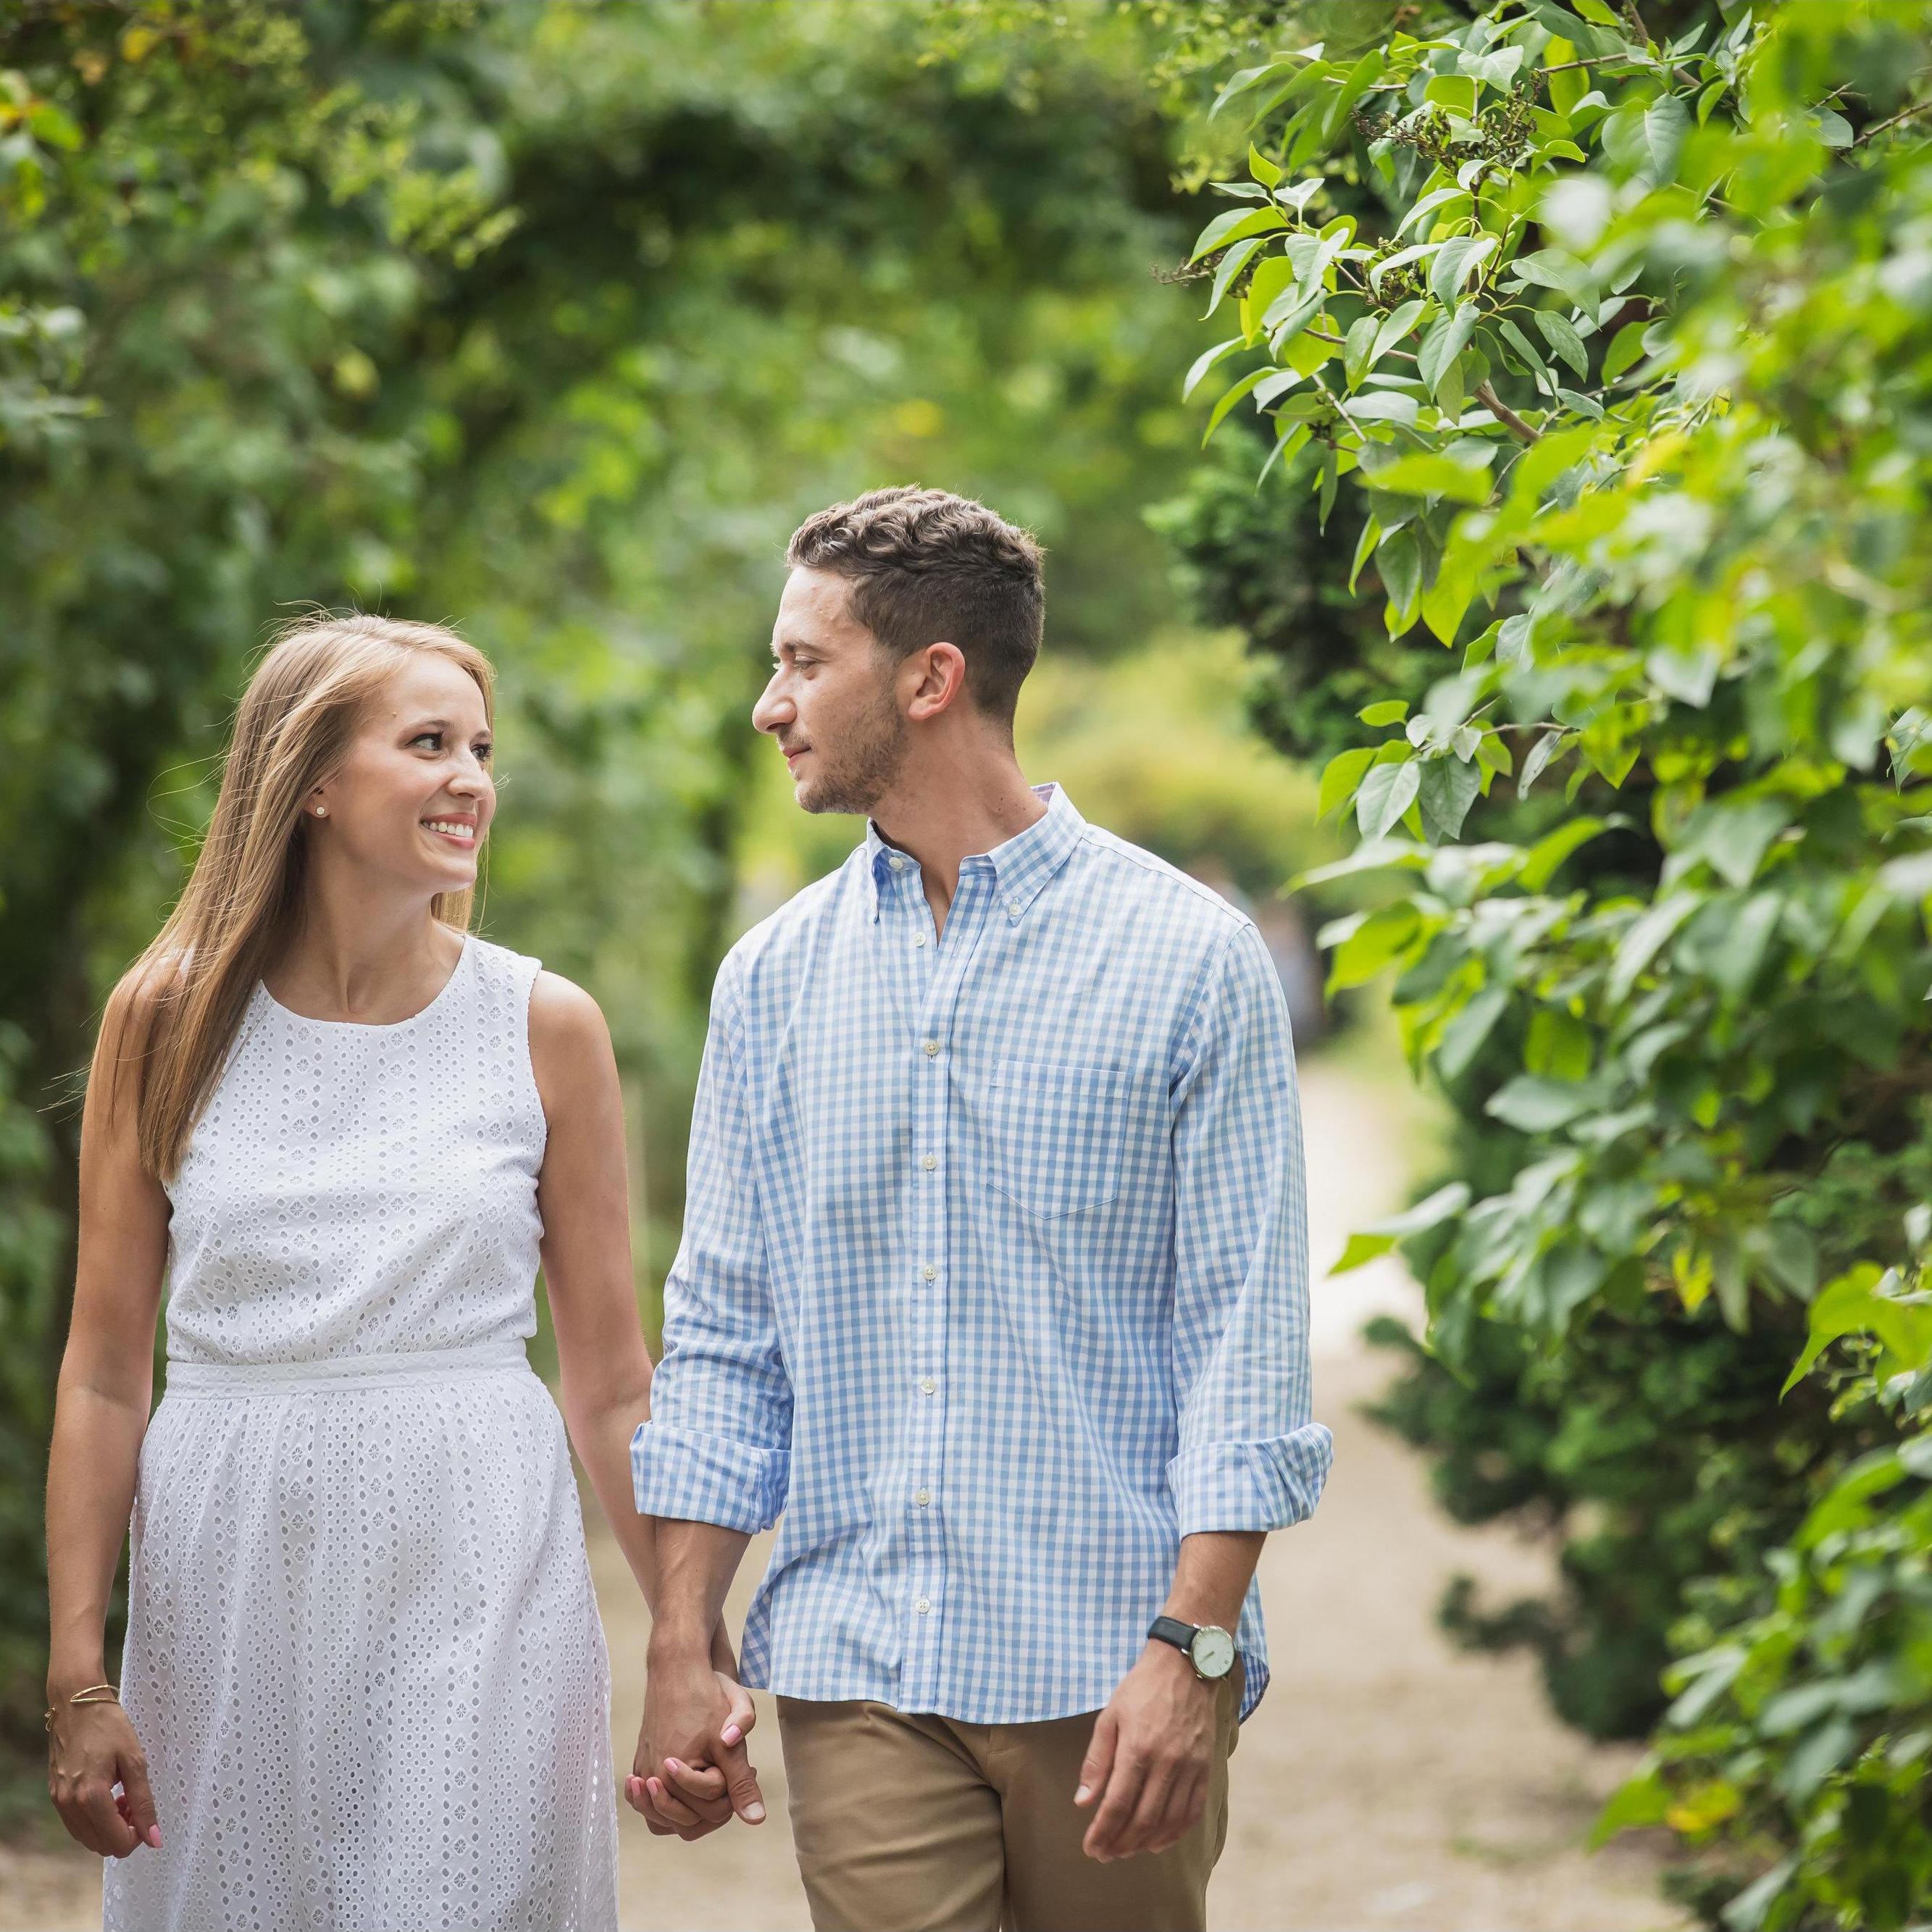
[{"left": 313, "top": 806, "right": 327, "bottom": 819}]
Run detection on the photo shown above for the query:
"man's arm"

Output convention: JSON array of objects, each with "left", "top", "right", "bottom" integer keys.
[
  {"left": 630, "top": 954, "right": 792, "bottom": 1833},
  {"left": 1076, "top": 921, "right": 1334, "bottom": 1863}
]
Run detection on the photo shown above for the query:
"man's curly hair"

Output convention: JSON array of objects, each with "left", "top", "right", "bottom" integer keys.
[{"left": 785, "top": 486, "right": 1045, "bottom": 724}]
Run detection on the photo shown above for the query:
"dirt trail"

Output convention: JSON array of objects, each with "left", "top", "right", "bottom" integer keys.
[{"left": 2, "top": 1058, "right": 1689, "bottom": 1931}]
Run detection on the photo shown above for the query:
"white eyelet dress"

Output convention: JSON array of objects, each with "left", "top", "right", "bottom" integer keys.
[{"left": 104, "top": 933, "right": 619, "bottom": 1932}]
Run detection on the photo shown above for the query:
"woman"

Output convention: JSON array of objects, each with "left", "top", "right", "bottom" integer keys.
[{"left": 44, "top": 614, "right": 740, "bottom": 1931}]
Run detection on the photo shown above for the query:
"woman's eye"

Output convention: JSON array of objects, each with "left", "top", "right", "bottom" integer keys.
[{"left": 411, "top": 732, "right": 440, "bottom": 749}]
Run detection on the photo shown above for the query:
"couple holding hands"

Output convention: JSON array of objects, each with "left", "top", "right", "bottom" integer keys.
[{"left": 45, "top": 487, "right": 1332, "bottom": 1931}]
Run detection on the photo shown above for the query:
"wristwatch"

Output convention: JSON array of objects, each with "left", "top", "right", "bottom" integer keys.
[{"left": 1146, "top": 1615, "right": 1237, "bottom": 1681}]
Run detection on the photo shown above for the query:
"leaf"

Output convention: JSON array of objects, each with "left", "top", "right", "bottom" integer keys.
[
  {"left": 1419, "top": 302, "right": 1479, "bottom": 396},
  {"left": 1395, "top": 186, "right": 1471, "bottom": 239},
  {"left": 1532, "top": 307, "right": 1590, "bottom": 379},
  {"left": 1362, "top": 451, "right": 1491, "bottom": 502},
  {"left": 1247, "top": 141, "right": 1284, "bottom": 187},
  {"left": 1320, "top": 49, "right": 1387, "bottom": 147},
  {"left": 1518, "top": 729, "right": 1568, "bottom": 798},
  {"left": 1327, "top": 902, "right": 1421, "bottom": 989},
  {"left": 1371, "top": 296, "right": 1428, "bottom": 366},
  {"left": 1355, "top": 757, "right": 1421, "bottom": 839},
  {"left": 1200, "top": 366, "right": 1269, "bottom": 444},
  {"left": 1182, "top": 338, "right": 1246, "bottom": 401},
  {"left": 1710, "top": 890, "right": 1782, "bottom": 1004},
  {"left": 1602, "top": 93, "right": 1691, "bottom": 185},
  {"left": 1203, "top": 236, "right": 1266, "bottom": 317},
  {"left": 1210, "top": 59, "right": 1302, "bottom": 120},
  {"left": 1810, "top": 106, "right": 1853, "bottom": 149},
  {"left": 1376, "top": 525, "right": 1421, "bottom": 614},
  {"left": 1317, "top": 745, "right": 1378, "bottom": 820},
  {"left": 1418, "top": 756, "right": 1481, "bottom": 842},
  {"left": 1189, "top": 206, "right": 1287, "bottom": 265},
  {"left": 1520, "top": 814, "right": 1618, "bottom": 889},
  {"left": 1486, "top": 1075, "right": 1605, "bottom": 1133},
  {"left": 1349, "top": 514, "right": 1381, "bottom": 592},
  {"left": 1428, "top": 233, "right": 1497, "bottom": 306},
  {"left": 1605, "top": 892, "right": 1699, "bottom": 1007},
  {"left": 1437, "top": 987, "right": 1509, "bottom": 1080},
  {"left": 1359, "top": 699, "right": 1409, "bottom": 727},
  {"left": 1602, "top": 318, "right": 1651, "bottom": 380},
  {"left": 1678, "top": 798, "right": 1791, "bottom": 890}
]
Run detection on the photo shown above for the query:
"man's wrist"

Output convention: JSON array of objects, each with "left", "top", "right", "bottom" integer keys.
[{"left": 647, "top": 1618, "right": 715, "bottom": 1665}]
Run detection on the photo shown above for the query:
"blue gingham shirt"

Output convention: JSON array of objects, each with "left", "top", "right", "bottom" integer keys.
[{"left": 632, "top": 783, "right": 1331, "bottom": 1723}]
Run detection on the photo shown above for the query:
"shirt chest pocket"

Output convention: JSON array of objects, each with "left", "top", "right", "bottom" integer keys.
[{"left": 984, "top": 1058, "right": 1136, "bottom": 1221}]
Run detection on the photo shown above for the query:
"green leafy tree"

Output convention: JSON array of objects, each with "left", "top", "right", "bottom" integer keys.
[{"left": 1174, "top": 1, "right": 1932, "bottom": 1922}]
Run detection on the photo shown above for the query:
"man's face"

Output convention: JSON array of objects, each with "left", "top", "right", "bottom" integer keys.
[{"left": 753, "top": 567, "right": 909, "bottom": 815}]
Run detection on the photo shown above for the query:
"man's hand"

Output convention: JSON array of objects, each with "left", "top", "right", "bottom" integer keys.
[
  {"left": 631, "top": 1642, "right": 766, "bottom": 1840},
  {"left": 1073, "top": 1642, "right": 1219, "bottom": 1862}
]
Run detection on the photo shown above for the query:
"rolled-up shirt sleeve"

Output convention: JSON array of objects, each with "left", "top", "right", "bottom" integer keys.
[
  {"left": 1166, "top": 920, "right": 1334, "bottom": 1537},
  {"left": 631, "top": 952, "right": 791, "bottom": 1534}
]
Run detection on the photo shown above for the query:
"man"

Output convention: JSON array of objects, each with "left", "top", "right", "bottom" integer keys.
[{"left": 630, "top": 486, "right": 1332, "bottom": 1931}]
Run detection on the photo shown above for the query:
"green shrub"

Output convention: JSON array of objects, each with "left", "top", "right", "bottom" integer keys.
[{"left": 1168, "top": 1, "right": 1932, "bottom": 1922}]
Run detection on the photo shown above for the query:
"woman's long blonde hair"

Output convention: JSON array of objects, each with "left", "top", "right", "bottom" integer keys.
[{"left": 107, "top": 612, "right": 495, "bottom": 1182}]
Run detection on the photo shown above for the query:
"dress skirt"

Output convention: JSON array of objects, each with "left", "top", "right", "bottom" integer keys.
[{"left": 103, "top": 1341, "right": 619, "bottom": 1932}]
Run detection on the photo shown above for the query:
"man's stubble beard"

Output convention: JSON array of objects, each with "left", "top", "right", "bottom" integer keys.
[{"left": 797, "top": 682, "right": 910, "bottom": 816}]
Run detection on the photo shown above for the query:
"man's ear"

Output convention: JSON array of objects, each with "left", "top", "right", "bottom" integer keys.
[{"left": 903, "top": 643, "right": 967, "bottom": 723}]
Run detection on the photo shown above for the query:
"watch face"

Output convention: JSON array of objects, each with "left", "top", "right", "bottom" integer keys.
[{"left": 1190, "top": 1625, "right": 1237, "bottom": 1679}]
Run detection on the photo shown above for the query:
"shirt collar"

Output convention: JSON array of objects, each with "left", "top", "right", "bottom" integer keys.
[{"left": 863, "top": 782, "right": 1086, "bottom": 921}]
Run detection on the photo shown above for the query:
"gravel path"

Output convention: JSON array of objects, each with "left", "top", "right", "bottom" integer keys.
[{"left": 3, "top": 1059, "right": 1689, "bottom": 1930}]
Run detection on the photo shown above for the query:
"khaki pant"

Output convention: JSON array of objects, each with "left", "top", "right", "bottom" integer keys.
[{"left": 777, "top": 1663, "right": 1242, "bottom": 1932}]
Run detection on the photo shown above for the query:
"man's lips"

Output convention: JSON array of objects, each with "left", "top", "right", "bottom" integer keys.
[{"left": 782, "top": 744, "right": 810, "bottom": 765}]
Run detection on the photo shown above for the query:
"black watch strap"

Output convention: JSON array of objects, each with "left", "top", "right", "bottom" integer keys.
[{"left": 1147, "top": 1614, "right": 1200, "bottom": 1658}]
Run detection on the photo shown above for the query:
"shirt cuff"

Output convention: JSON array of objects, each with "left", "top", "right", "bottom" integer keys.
[
  {"left": 631, "top": 1421, "right": 790, "bottom": 1534},
  {"left": 1168, "top": 1423, "right": 1334, "bottom": 1537}
]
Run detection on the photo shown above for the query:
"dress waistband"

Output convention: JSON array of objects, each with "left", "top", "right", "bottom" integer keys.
[{"left": 163, "top": 1339, "right": 534, "bottom": 1397}]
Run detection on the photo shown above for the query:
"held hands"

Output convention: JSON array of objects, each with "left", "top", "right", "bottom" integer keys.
[
  {"left": 1074, "top": 1641, "right": 1218, "bottom": 1863},
  {"left": 47, "top": 1694, "right": 162, "bottom": 1860},
  {"left": 629, "top": 1641, "right": 767, "bottom": 1841}
]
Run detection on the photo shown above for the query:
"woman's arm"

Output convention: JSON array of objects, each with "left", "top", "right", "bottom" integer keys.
[
  {"left": 44, "top": 972, "right": 170, "bottom": 1858},
  {"left": 526, "top": 969, "right": 746, "bottom": 1836}
]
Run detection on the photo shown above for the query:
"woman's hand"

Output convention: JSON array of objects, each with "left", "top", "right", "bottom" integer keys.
[
  {"left": 47, "top": 1695, "right": 161, "bottom": 1859},
  {"left": 625, "top": 1670, "right": 758, "bottom": 1839}
]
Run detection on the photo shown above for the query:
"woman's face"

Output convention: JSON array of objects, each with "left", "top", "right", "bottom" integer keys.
[{"left": 308, "top": 654, "right": 495, "bottom": 898}]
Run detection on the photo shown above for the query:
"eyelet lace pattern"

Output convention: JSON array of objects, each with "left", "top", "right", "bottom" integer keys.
[{"left": 104, "top": 935, "right": 619, "bottom": 1931}]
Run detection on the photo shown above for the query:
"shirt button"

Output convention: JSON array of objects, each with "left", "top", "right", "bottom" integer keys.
[
  {"left": 921, "top": 1152, "right": 937, "bottom": 1171},
  {"left": 922, "top": 1264, "right": 937, "bottom": 1281},
  {"left": 1007, "top": 899, "right": 1021, "bottom": 916},
  {"left": 919, "top": 1376, "right": 937, "bottom": 1395},
  {"left": 916, "top": 1598, "right": 932, "bottom": 1615},
  {"left": 914, "top": 1487, "right": 931, "bottom": 1507},
  {"left": 913, "top": 934, "right": 927, "bottom": 948},
  {"left": 923, "top": 1039, "right": 940, "bottom": 1057},
  {"left": 890, "top": 856, "right": 908, "bottom": 871}
]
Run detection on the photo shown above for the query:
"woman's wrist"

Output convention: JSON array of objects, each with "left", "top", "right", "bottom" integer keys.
[{"left": 46, "top": 1657, "right": 111, "bottom": 1700}]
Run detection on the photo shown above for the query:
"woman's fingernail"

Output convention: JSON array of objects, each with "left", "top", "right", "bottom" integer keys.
[
  {"left": 1074, "top": 1784, "right": 1091, "bottom": 1804},
  {"left": 647, "top": 1778, "right": 663, "bottom": 1797},
  {"left": 148, "top": 1826, "right": 163, "bottom": 1847},
  {"left": 744, "top": 1801, "right": 766, "bottom": 1823},
  {"left": 722, "top": 1723, "right": 741, "bottom": 1745}
]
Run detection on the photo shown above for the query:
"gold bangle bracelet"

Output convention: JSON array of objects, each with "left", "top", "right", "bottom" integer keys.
[{"left": 43, "top": 1682, "right": 120, "bottom": 1731}]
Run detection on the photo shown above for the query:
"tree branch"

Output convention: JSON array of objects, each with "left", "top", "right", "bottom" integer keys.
[{"left": 1476, "top": 380, "right": 1539, "bottom": 443}]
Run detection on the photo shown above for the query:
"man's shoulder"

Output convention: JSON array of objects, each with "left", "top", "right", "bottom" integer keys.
[
  {"left": 1076, "top": 821, "right": 1257, "bottom": 946},
  {"left": 719, "top": 848, "right": 866, "bottom": 994}
]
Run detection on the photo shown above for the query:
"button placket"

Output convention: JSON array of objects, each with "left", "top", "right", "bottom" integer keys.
[{"left": 896, "top": 869, "right": 990, "bottom": 1706}]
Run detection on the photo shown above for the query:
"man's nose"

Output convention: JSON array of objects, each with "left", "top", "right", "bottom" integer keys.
[{"left": 753, "top": 679, "right": 793, "bottom": 734}]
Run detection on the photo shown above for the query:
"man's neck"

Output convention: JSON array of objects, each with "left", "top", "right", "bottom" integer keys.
[{"left": 870, "top": 756, "right": 1048, "bottom": 937}]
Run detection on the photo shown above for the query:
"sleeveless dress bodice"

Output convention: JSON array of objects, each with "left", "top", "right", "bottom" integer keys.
[
  {"left": 105, "top": 932, "right": 619, "bottom": 1932},
  {"left": 162, "top": 932, "right": 545, "bottom": 1365}
]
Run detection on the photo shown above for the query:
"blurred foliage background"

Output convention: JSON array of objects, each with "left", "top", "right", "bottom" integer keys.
[{"left": 0, "top": 0, "right": 1384, "bottom": 1817}]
